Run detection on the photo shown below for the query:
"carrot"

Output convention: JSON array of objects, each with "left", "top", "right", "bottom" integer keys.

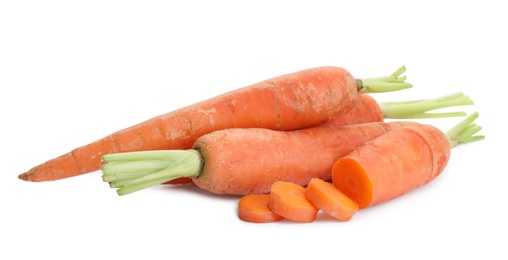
[
  {"left": 331, "top": 112, "right": 485, "bottom": 209},
  {"left": 267, "top": 181, "right": 318, "bottom": 223},
  {"left": 161, "top": 92, "right": 473, "bottom": 185},
  {"left": 304, "top": 178, "right": 359, "bottom": 221},
  {"left": 101, "top": 120, "right": 421, "bottom": 196},
  {"left": 19, "top": 66, "right": 411, "bottom": 182},
  {"left": 238, "top": 194, "right": 284, "bottom": 223}
]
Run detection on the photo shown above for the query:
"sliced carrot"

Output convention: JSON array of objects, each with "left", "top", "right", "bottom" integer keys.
[
  {"left": 267, "top": 181, "right": 318, "bottom": 223},
  {"left": 238, "top": 194, "right": 284, "bottom": 223},
  {"left": 305, "top": 178, "right": 359, "bottom": 221}
]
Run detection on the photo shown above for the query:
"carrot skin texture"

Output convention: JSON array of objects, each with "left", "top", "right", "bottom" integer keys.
[
  {"left": 190, "top": 121, "right": 416, "bottom": 195},
  {"left": 332, "top": 124, "right": 450, "bottom": 209},
  {"left": 238, "top": 194, "right": 284, "bottom": 223},
  {"left": 305, "top": 178, "right": 359, "bottom": 221},
  {"left": 20, "top": 66, "right": 358, "bottom": 182},
  {"left": 323, "top": 93, "right": 384, "bottom": 127},
  {"left": 268, "top": 181, "right": 318, "bottom": 223}
]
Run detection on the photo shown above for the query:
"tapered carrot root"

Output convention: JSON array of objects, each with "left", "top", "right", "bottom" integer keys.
[
  {"left": 305, "top": 178, "right": 359, "bottom": 221},
  {"left": 20, "top": 66, "right": 411, "bottom": 182},
  {"left": 332, "top": 112, "right": 485, "bottom": 209},
  {"left": 238, "top": 194, "right": 284, "bottom": 223},
  {"left": 268, "top": 181, "right": 318, "bottom": 223}
]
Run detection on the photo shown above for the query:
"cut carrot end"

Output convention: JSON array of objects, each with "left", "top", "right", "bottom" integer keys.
[
  {"left": 305, "top": 178, "right": 359, "bottom": 221},
  {"left": 238, "top": 194, "right": 284, "bottom": 223},
  {"left": 268, "top": 181, "right": 318, "bottom": 223},
  {"left": 332, "top": 158, "right": 373, "bottom": 209}
]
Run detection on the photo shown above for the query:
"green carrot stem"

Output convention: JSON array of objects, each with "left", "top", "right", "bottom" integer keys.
[
  {"left": 101, "top": 160, "right": 170, "bottom": 176},
  {"left": 446, "top": 112, "right": 485, "bottom": 148},
  {"left": 101, "top": 150, "right": 203, "bottom": 195},
  {"left": 102, "top": 150, "right": 189, "bottom": 163},
  {"left": 356, "top": 65, "right": 413, "bottom": 93},
  {"left": 380, "top": 92, "right": 474, "bottom": 119}
]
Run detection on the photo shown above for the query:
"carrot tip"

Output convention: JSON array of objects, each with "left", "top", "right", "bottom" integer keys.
[
  {"left": 18, "top": 173, "right": 28, "bottom": 181},
  {"left": 18, "top": 167, "right": 37, "bottom": 181}
]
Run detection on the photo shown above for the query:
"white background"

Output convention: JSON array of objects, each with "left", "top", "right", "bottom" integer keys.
[{"left": 1, "top": 1, "right": 506, "bottom": 259}]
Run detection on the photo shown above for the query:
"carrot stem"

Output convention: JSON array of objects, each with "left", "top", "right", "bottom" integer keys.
[
  {"left": 102, "top": 150, "right": 188, "bottom": 163},
  {"left": 101, "top": 150, "right": 202, "bottom": 195},
  {"left": 380, "top": 92, "right": 474, "bottom": 119},
  {"left": 445, "top": 112, "right": 485, "bottom": 148},
  {"left": 356, "top": 65, "right": 412, "bottom": 93},
  {"left": 101, "top": 161, "right": 170, "bottom": 176}
]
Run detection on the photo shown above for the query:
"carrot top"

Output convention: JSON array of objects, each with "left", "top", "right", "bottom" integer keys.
[
  {"left": 101, "top": 150, "right": 202, "bottom": 195},
  {"left": 380, "top": 92, "right": 474, "bottom": 119},
  {"left": 355, "top": 65, "right": 412, "bottom": 93},
  {"left": 445, "top": 112, "right": 485, "bottom": 147}
]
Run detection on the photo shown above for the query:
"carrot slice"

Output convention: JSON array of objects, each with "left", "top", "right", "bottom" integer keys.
[
  {"left": 305, "top": 178, "right": 359, "bottom": 221},
  {"left": 238, "top": 194, "right": 284, "bottom": 223},
  {"left": 268, "top": 181, "right": 318, "bottom": 223}
]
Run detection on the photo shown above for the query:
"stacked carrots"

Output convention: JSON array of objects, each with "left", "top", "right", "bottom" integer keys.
[{"left": 18, "top": 65, "right": 485, "bottom": 223}]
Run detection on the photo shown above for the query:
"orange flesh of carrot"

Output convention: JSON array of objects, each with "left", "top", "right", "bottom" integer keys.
[
  {"left": 332, "top": 124, "right": 450, "bottom": 209},
  {"left": 268, "top": 181, "right": 318, "bottom": 223},
  {"left": 305, "top": 178, "right": 359, "bottom": 221},
  {"left": 238, "top": 194, "right": 284, "bottom": 223},
  {"left": 19, "top": 66, "right": 361, "bottom": 182}
]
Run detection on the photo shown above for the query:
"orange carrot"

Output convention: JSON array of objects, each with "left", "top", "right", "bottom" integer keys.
[
  {"left": 332, "top": 112, "right": 485, "bottom": 209},
  {"left": 101, "top": 121, "right": 419, "bottom": 196},
  {"left": 267, "top": 181, "right": 318, "bottom": 223},
  {"left": 19, "top": 66, "right": 411, "bottom": 182},
  {"left": 161, "top": 92, "right": 473, "bottom": 185},
  {"left": 305, "top": 178, "right": 359, "bottom": 221},
  {"left": 238, "top": 194, "right": 284, "bottom": 223}
]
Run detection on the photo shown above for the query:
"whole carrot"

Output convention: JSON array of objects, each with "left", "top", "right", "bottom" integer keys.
[
  {"left": 331, "top": 112, "right": 485, "bottom": 209},
  {"left": 19, "top": 66, "right": 411, "bottom": 182},
  {"left": 101, "top": 121, "right": 419, "bottom": 196}
]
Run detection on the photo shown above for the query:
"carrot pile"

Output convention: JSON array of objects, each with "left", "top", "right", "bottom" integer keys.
[{"left": 18, "top": 65, "right": 485, "bottom": 224}]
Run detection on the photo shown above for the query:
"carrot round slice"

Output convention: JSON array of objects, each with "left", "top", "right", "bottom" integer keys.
[
  {"left": 268, "top": 181, "right": 318, "bottom": 223},
  {"left": 305, "top": 178, "right": 359, "bottom": 221},
  {"left": 238, "top": 194, "right": 284, "bottom": 223}
]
